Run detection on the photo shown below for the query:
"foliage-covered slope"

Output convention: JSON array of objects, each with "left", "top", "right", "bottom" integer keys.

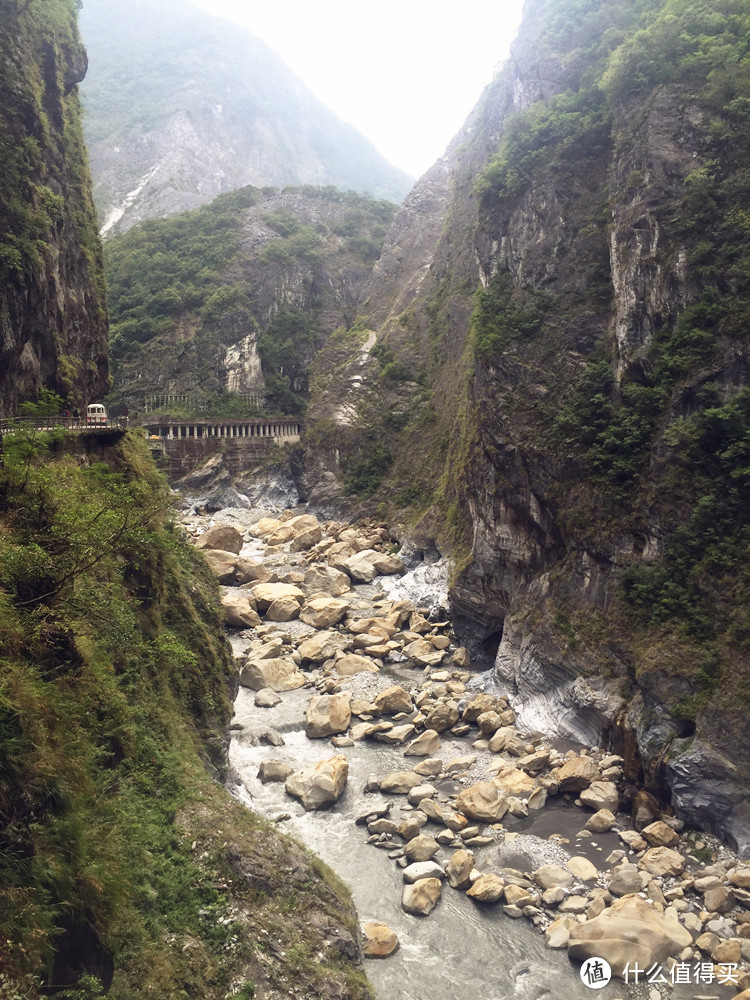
[
  {"left": 305, "top": 0, "right": 750, "bottom": 851},
  {"left": 0, "top": 431, "right": 370, "bottom": 999},
  {"left": 0, "top": 0, "right": 108, "bottom": 415},
  {"left": 104, "top": 185, "right": 396, "bottom": 417},
  {"left": 78, "top": 0, "right": 412, "bottom": 236}
]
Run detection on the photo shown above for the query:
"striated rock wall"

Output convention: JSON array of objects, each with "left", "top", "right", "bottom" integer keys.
[
  {"left": 0, "top": 0, "right": 109, "bottom": 414},
  {"left": 304, "top": 0, "right": 750, "bottom": 851}
]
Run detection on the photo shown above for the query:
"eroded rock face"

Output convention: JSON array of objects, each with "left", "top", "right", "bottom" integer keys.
[
  {"left": 300, "top": 0, "right": 750, "bottom": 855},
  {"left": 0, "top": 3, "right": 108, "bottom": 413}
]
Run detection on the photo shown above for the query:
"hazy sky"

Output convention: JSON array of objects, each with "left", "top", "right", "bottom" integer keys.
[{"left": 191, "top": 0, "right": 526, "bottom": 178}]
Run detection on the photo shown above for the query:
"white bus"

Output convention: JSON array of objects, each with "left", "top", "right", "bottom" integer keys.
[{"left": 86, "top": 403, "right": 108, "bottom": 426}]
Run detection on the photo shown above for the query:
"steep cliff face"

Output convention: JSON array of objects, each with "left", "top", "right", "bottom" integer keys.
[
  {"left": 105, "top": 186, "right": 395, "bottom": 416},
  {"left": 78, "top": 0, "right": 412, "bottom": 236},
  {"left": 0, "top": 0, "right": 109, "bottom": 414},
  {"left": 0, "top": 432, "right": 370, "bottom": 998},
  {"left": 305, "top": 0, "right": 750, "bottom": 852}
]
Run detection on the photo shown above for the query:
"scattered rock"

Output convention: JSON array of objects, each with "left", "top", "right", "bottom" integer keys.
[
  {"left": 466, "top": 874, "right": 506, "bottom": 903},
  {"left": 362, "top": 921, "right": 399, "bottom": 958},
  {"left": 455, "top": 782, "right": 509, "bottom": 823},
  {"left": 285, "top": 755, "right": 349, "bottom": 810},
  {"left": 401, "top": 877, "right": 442, "bottom": 916},
  {"left": 305, "top": 692, "right": 352, "bottom": 738},
  {"left": 568, "top": 894, "right": 693, "bottom": 976},
  {"left": 239, "top": 656, "right": 306, "bottom": 692},
  {"left": 195, "top": 524, "right": 244, "bottom": 554}
]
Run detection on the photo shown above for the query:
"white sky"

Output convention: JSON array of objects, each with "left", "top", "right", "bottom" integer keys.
[{"left": 192, "top": 0, "right": 526, "bottom": 178}]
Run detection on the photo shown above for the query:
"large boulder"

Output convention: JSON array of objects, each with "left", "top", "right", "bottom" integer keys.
[
  {"left": 297, "top": 630, "right": 351, "bottom": 663},
  {"left": 586, "top": 809, "right": 617, "bottom": 833},
  {"left": 289, "top": 524, "right": 323, "bottom": 552},
  {"left": 234, "top": 558, "right": 272, "bottom": 585},
  {"left": 335, "top": 653, "right": 380, "bottom": 676},
  {"left": 258, "top": 760, "right": 294, "bottom": 783},
  {"left": 462, "top": 693, "right": 500, "bottom": 722},
  {"left": 239, "top": 656, "right": 306, "bottom": 691},
  {"left": 641, "top": 821, "right": 680, "bottom": 848},
  {"left": 344, "top": 551, "right": 378, "bottom": 583},
  {"left": 534, "top": 865, "right": 573, "bottom": 890},
  {"left": 285, "top": 755, "right": 349, "bottom": 810},
  {"left": 638, "top": 847, "right": 685, "bottom": 877},
  {"left": 402, "top": 861, "right": 445, "bottom": 883},
  {"left": 265, "top": 595, "right": 303, "bottom": 622},
  {"left": 404, "top": 730, "right": 441, "bottom": 757},
  {"left": 220, "top": 590, "right": 262, "bottom": 628},
  {"left": 492, "top": 767, "right": 536, "bottom": 797},
  {"left": 456, "top": 782, "right": 509, "bottom": 822},
  {"left": 404, "top": 835, "right": 440, "bottom": 863},
  {"left": 607, "top": 864, "right": 648, "bottom": 897},
  {"left": 579, "top": 781, "right": 619, "bottom": 813},
  {"left": 401, "top": 878, "right": 442, "bottom": 916},
  {"left": 402, "top": 639, "right": 445, "bottom": 668},
  {"left": 195, "top": 524, "right": 244, "bottom": 554},
  {"left": 250, "top": 582, "right": 305, "bottom": 611},
  {"left": 488, "top": 727, "right": 527, "bottom": 756},
  {"left": 424, "top": 703, "right": 459, "bottom": 733},
  {"left": 446, "top": 849, "right": 474, "bottom": 889},
  {"left": 568, "top": 895, "right": 693, "bottom": 976},
  {"left": 299, "top": 595, "right": 349, "bottom": 628},
  {"left": 466, "top": 874, "right": 506, "bottom": 903},
  {"left": 305, "top": 692, "right": 352, "bottom": 738},
  {"left": 201, "top": 548, "right": 238, "bottom": 583},
  {"left": 379, "top": 771, "right": 424, "bottom": 794},
  {"left": 368, "top": 551, "right": 405, "bottom": 575},
  {"left": 362, "top": 921, "right": 399, "bottom": 958},
  {"left": 556, "top": 756, "right": 600, "bottom": 792},
  {"left": 303, "top": 565, "right": 352, "bottom": 597},
  {"left": 373, "top": 686, "right": 413, "bottom": 716}
]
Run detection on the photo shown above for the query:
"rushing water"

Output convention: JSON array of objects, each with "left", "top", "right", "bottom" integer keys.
[
  {"left": 228, "top": 684, "right": 730, "bottom": 1000},
  {"left": 199, "top": 511, "right": 733, "bottom": 1000}
]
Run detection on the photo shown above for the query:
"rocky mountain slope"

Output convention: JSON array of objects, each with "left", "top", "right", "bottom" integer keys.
[
  {"left": 104, "top": 185, "right": 396, "bottom": 417},
  {"left": 304, "top": 0, "right": 750, "bottom": 853},
  {"left": 0, "top": 0, "right": 108, "bottom": 415},
  {"left": 78, "top": 0, "right": 412, "bottom": 237}
]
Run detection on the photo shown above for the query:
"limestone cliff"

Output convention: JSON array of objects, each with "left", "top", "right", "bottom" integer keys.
[
  {"left": 305, "top": 0, "right": 750, "bottom": 853},
  {"left": 0, "top": 0, "right": 109, "bottom": 414},
  {"left": 78, "top": 0, "right": 412, "bottom": 236}
]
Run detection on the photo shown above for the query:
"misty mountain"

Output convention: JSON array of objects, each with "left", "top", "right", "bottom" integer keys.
[{"left": 78, "top": 0, "right": 413, "bottom": 235}]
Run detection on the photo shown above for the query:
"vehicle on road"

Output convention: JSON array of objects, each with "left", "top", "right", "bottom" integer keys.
[{"left": 86, "top": 403, "right": 107, "bottom": 426}]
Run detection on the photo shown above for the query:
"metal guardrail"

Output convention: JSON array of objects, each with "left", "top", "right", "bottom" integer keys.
[{"left": 0, "top": 416, "right": 129, "bottom": 435}]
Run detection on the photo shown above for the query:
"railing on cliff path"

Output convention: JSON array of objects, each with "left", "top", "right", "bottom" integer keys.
[
  {"left": 141, "top": 416, "right": 302, "bottom": 441},
  {"left": 0, "top": 416, "right": 129, "bottom": 436}
]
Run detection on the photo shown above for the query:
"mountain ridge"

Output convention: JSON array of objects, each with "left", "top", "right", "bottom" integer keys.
[{"left": 79, "top": 0, "right": 413, "bottom": 236}]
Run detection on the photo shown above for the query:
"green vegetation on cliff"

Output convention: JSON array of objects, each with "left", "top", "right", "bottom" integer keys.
[
  {"left": 0, "top": 433, "right": 369, "bottom": 999},
  {"left": 103, "top": 185, "right": 395, "bottom": 417},
  {"left": 0, "top": 0, "right": 109, "bottom": 413}
]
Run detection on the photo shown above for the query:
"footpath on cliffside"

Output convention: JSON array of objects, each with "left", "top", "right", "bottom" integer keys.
[{"left": 183, "top": 502, "right": 750, "bottom": 1000}]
